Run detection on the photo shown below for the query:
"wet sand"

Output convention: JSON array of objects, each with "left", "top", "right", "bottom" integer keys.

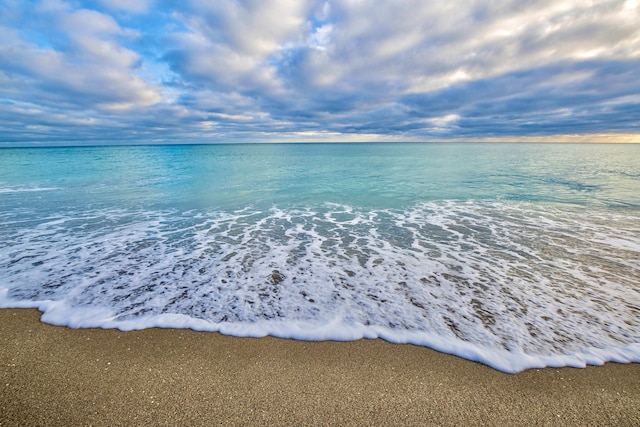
[{"left": 1, "top": 308, "right": 638, "bottom": 426}]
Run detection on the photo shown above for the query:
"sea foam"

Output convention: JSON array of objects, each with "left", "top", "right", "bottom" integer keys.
[{"left": 1, "top": 201, "right": 639, "bottom": 373}]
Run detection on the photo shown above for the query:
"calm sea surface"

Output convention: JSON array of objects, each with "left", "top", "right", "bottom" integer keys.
[{"left": 1, "top": 143, "right": 639, "bottom": 372}]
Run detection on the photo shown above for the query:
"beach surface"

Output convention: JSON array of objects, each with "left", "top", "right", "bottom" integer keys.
[{"left": 1, "top": 308, "right": 638, "bottom": 426}]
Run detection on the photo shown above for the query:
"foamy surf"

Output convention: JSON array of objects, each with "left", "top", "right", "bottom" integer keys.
[
  {"left": 1, "top": 201, "right": 638, "bottom": 373},
  {"left": 0, "top": 185, "right": 60, "bottom": 194}
]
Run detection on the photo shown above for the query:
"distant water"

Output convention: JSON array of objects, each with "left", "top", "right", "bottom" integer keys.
[{"left": 1, "top": 143, "right": 639, "bottom": 373}]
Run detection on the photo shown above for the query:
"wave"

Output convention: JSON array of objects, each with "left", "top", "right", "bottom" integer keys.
[
  {"left": 1, "top": 201, "right": 639, "bottom": 373},
  {"left": 0, "top": 186, "right": 60, "bottom": 194}
]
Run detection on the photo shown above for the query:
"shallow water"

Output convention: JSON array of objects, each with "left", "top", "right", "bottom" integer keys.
[{"left": 1, "top": 143, "right": 639, "bottom": 372}]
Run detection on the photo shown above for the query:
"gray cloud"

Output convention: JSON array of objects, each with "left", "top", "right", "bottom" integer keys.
[{"left": 1, "top": 0, "right": 639, "bottom": 145}]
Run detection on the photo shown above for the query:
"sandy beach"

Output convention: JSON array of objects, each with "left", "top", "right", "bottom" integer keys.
[{"left": 1, "top": 308, "right": 638, "bottom": 426}]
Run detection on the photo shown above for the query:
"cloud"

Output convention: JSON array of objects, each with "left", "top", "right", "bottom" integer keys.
[
  {"left": 96, "top": 0, "right": 154, "bottom": 14},
  {"left": 399, "top": 59, "right": 640, "bottom": 137},
  {"left": 0, "top": 0, "right": 639, "bottom": 145},
  {"left": 165, "top": 0, "right": 313, "bottom": 94},
  {"left": 0, "top": 2, "right": 161, "bottom": 114}
]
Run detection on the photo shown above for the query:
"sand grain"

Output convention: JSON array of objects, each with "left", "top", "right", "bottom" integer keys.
[{"left": 1, "top": 309, "right": 638, "bottom": 426}]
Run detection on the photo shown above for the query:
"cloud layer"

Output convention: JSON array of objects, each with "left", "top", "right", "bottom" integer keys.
[{"left": 1, "top": 0, "right": 639, "bottom": 145}]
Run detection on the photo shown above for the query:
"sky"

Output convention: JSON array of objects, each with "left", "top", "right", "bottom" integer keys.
[{"left": 1, "top": 0, "right": 639, "bottom": 146}]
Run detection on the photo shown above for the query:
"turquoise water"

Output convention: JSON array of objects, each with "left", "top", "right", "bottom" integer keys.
[
  {"left": 1, "top": 143, "right": 639, "bottom": 372},
  {"left": 2, "top": 143, "right": 639, "bottom": 210}
]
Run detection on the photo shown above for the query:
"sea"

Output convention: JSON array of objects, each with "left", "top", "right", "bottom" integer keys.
[{"left": 1, "top": 142, "right": 639, "bottom": 373}]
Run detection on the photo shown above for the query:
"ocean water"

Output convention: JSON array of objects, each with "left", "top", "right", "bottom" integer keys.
[{"left": 1, "top": 142, "right": 639, "bottom": 373}]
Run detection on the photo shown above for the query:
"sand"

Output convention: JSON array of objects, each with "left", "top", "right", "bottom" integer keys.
[{"left": 1, "top": 308, "right": 638, "bottom": 426}]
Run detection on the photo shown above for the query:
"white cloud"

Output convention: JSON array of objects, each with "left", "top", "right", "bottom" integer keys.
[
  {"left": 178, "top": 0, "right": 312, "bottom": 55},
  {"left": 1, "top": 0, "right": 639, "bottom": 144},
  {"left": 286, "top": 0, "right": 640, "bottom": 97},
  {"left": 97, "top": 0, "right": 154, "bottom": 14},
  {"left": 167, "top": 0, "right": 315, "bottom": 94},
  {"left": 60, "top": 8, "right": 122, "bottom": 35},
  {"left": 308, "top": 24, "right": 333, "bottom": 51},
  {"left": 35, "top": 0, "right": 71, "bottom": 14},
  {"left": 0, "top": 6, "right": 161, "bottom": 111},
  {"left": 427, "top": 114, "right": 460, "bottom": 131}
]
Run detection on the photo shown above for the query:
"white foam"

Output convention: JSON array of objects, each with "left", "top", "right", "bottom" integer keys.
[
  {"left": 1, "top": 201, "right": 639, "bottom": 373},
  {"left": 0, "top": 186, "right": 59, "bottom": 194}
]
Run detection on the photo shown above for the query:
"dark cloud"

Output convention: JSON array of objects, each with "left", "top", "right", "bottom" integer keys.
[{"left": 398, "top": 59, "right": 640, "bottom": 137}]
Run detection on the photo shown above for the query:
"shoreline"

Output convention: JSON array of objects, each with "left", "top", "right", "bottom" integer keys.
[{"left": 1, "top": 308, "right": 639, "bottom": 426}]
